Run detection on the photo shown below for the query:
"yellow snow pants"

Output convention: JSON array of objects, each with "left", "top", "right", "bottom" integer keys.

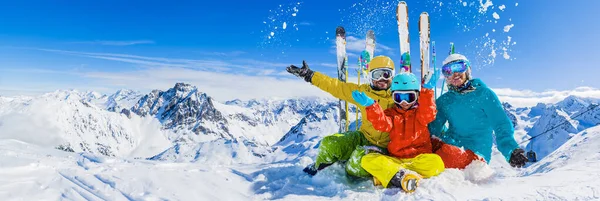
[{"left": 361, "top": 153, "right": 445, "bottom": 188}]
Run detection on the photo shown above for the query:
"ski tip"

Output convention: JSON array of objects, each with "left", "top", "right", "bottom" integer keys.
[
  {"left": 336, "top": 26, "right": 346, "bottom": 35},
  {"left": 420, "top": 12, "right": 429, "bottom": 16},
  {"left": 399, "top": 1, "right": 407, "bottom": 5}
]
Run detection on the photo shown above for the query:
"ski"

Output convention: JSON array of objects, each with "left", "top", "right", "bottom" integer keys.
[
  {"left": 359, "top": 30, "right": 375, "bottom": 81},
  {"left": 366, "top": 30, "right": 376, "bottom": 62},
  {"left": 432, "top": 41, "right": 438, "bottom": 98},
  {"left": 356, "top": 30, "right": 375, "bottom": 129},
  {"left": 336, "top": 26, "right": 348, "bottom": 133},
  {"left": 439, "top": 42, "right": 456, "bottom": 96},
  {"left": 397, "top": 1, "right": 411, "bottom": 73},
  {"left": 419, "top": 12, "right": 431, "bottom": 85}
]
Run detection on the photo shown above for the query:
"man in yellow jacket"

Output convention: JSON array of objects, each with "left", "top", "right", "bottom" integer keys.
[{"left": 286, "top": 56, "right": 396, "bottom": 177}]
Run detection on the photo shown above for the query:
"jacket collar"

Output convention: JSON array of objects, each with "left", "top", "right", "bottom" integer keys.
[{"left": 448, "top": 79, "right": 476, "bottom": 94}]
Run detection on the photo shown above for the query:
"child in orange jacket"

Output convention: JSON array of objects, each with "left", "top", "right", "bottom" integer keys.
[{"left": 352, "top": 71, "right": 444, "bottom": 193}]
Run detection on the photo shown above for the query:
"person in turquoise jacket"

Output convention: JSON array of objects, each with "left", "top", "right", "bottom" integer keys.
[{"left": 428, "top": 53, "right": 529, "bottom": 169}]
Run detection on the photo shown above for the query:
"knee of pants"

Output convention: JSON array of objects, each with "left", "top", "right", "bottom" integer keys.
[
  {"left": 360, "top": 153, "right": 390, "bottom": 172},
  {"left": 426, "top": 154, "right": 446, "bottom": 176},
  {"left": 319, "top": 133, "right": 343, "bottom": 149},
  {"left": 319, "top": 134, "right": 340, "bottom": 149},
  {"left": 435, "top": 146, "right": 482, "bottom": 169}
]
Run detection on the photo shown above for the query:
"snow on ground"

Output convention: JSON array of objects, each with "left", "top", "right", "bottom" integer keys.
[
  {"left": 1, "top": 125, "right": 599, "bottom": 201},
  {"left": 0, "top": 140, "right": 252, "bottom": 200}
]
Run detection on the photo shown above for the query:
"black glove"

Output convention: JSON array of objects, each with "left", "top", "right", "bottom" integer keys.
[
  {"left": 509, "top": 148, "right": 528, "bottom": 168},
  {"left": 286, "top": 60, "right": 314, "bottom": 82}
]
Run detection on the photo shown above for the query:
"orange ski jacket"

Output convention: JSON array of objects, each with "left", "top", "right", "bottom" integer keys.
[{"left": 365, "top": 88, "right": 436, "bottom": 158}]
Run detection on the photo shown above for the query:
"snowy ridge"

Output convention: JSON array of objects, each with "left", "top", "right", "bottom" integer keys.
[
  {"left": 272, "top": 102, "right": 341, "bottom": 162},
  {"left": 516, "top": 96, "right": 600, "bottom": 161},
  {"left": 2, "top": 84, "right": 600, "bottom": 200},
  {"left": 0, "top": 90, "right": 171, "bottom": 158},
  {"left": 525, "top": 106, "right": 578, "bottom": 159},
  {"left": 555, "top": 95, "right": 599, "bottom": 115},
  {"left": 149, "top": 139, "right": 272, "bottom": 165},
  {"left": 104, "top": 89, "right": 143, "bottom": 113},
  {"left": 132, "top": 83, "right": 232, "bottom": 143},
  {"left": 525, "top": 125, "right": 600, "bottom": 175}
]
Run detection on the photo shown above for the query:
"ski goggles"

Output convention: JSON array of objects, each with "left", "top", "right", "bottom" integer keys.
[
  {"left": 393, "top": 91, "right": 418, "bottom": 105},
  {"left": 442, "top": 60, "right": 470, "bottom": 77},
  {"left": 369, "top": 68, "right": 393, "bottom": 81}
]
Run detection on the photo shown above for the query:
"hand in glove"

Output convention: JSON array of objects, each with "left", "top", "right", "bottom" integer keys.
[
  {"left": 351, "top": 90, "right": 375, "bottom": 107},
  {"left": 509, "top": 148, "right": 528, "bottom": 168},
  {"left": 286, "top": 60, "right": 314, "bottom": 82},
  {"left": 422, "top": 66, "right": 441, "bottom": 89}
]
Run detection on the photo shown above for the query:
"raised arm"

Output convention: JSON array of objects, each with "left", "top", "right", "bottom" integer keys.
[
  {"left": 416, "top": 88, "right": 437, "bottom": 125},
  {"left": 287, "top": 60, "right": 360, "bottom": 105},
  {"left": 311, "top": 72, "right": 360, "bottom": 105},
  {"left": 351, "top": 91, "right": 393, "bottom": 132},
  {"left": 365, "top": 102, "right": 393, "bottom": 133}
]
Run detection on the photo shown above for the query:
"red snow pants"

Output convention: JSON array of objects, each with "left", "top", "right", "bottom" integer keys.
[{"left": 431, "top": 138, "right": 486, "bottom": 169}]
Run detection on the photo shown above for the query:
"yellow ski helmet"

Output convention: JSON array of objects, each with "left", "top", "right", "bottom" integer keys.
[{"left": 368, "top": 56, "right": 395, "bottom": 71}]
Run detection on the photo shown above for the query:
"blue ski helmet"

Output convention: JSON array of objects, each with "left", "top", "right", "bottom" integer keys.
[{"left": 391, "top": 72, "right": 420, "bottom": 92}]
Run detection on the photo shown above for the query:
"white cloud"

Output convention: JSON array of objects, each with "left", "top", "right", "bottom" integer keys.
[
  {"left": 33, "top": 48, "right": 290, "bottom": 73},
  {"left": 78, "top": 67, "right": 332, "bottom": 102},
  {"left": 344, "top": 36, "right": 393, "bottom": 53},
  {"left": 198, "top": 51, "right": 246, "bottom": 57},
  {"left": 71, "top": 40, "right": 155, "bottom": 46},
  {"left": 328, "top": 48, "right": 359, "bottom": 59},
  {"left": 319, "top": 63, "right": 338, "bottom": 68},
  {"left": 318, "top": 63, "right": 337, "bottom": 68},
  {"left": 493, "top": 87, "right": 600, "bottom": 108},
  {"left": 19, "top": 48, "right": 600, "bottom": 108}
]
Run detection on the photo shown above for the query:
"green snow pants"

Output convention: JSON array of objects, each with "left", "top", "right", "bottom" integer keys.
[{"left": 314, "top": 130, "right": 386, "bottom": 177}]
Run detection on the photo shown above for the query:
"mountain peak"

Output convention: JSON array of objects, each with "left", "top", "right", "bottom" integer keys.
[
  {"left": 173, "top": 82, "right": 196, "bottom": 92},
  {"left": 131, "top": 83, "right": 227, "bottom": 140},
  {"left": 555, "top": 95, "right": 599, "bottom": 115}
]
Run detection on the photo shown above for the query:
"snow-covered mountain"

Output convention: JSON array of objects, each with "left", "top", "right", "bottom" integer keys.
[
  {"left": 0, "top": 90, "right": 171, "bottom": 158},
  {"left": 513, "top": 95, "right": 600, "bottom": 160},
  {"left": 104, "top": 89, "right": 143, "bottom": 113},
  {"left": 131, "top": 83, "right": 233, "bottom": 142},
  {"left": 3, "top": 83, "right": 598, "bottom": 165},
  {"left": 130, "top": 83, "right": 361, "bottom": 162},
  {"left": 2, "top": 83, "right": 600, "bottom": 200},
  {"left": 502, "top": 102, "right": 519, "bottom": 128}
]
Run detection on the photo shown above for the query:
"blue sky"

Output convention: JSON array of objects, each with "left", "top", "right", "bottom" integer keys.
[{"left": 1, "top": 0, "right": 599, "bottom": 102}]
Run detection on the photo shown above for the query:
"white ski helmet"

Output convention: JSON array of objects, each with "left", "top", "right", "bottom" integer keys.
[
  {"left": 443, "top": 53, "right": 469, "bottom": 65},
  {"left": 442, "top": 53, "right": 472, "bottom": 80}
]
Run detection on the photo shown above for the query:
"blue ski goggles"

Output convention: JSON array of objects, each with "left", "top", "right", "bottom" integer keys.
[
  {"left": 442, "top": 60, "right": 470, "bottom": 77},
  {"left": 393, "top": 91, "right": 418, "bottom": 105},
  {"left": 369, "top": 68, "right": 393, "bottom": 81}
]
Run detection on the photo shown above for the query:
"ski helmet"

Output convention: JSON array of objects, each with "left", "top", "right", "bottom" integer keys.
[
  {"left": 368, "top": 56, "right": 395, "bottom": 71},
  {"left": 442, "top": 53, "right": 472, "bottom": 80},
  {"left": 442, "top": 53, "right": 469, "bottom": 66},
  {"left": 391, "top": 72, "right": 420, "bottom": 92}
]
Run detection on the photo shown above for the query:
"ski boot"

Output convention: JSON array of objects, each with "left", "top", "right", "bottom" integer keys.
[
  {"left": 389, "top": 169, "right": 422, "bottom": 193},
  {"left": 302, "top": 162, "right": 332, "bottom": 176},
  {"left": 372, "top": 176, "right": 382, "bottom": 186}
]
